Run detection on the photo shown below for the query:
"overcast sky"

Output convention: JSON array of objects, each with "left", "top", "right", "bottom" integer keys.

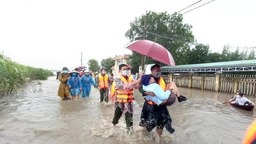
[{"left": 0, "top": 0, "right": 255, "bottom": 70}]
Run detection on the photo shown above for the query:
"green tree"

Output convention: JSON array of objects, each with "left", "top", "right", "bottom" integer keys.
[
  {"left": 207, "top": 52, "right": 222, "bottom": 63},
  {"left": 240, "top": 50, "right": 248, "bottom": 60},
  {"left": 88, "top": 59, "right": 100, "bottom": 72},
  {"left": 229, "top": 48, "right": 247, "bottom": 61},
  {"left": 230, "top": 49, "right": 241, "bottom": 60},
  {"left": 188, "top": 43, "right": 210, "bottom": 64},
  {"left": 220, "top": 45, "right": 230, "bottom": 61},
  {"left": 100, "top": 57, "right": 115, "bottom": 72},
  {"left": 220, "top": 46, "right": 248, "bottom": 61},
  {"left": 125, "top": 11, "right": 194, "bottom": 70},
  {"left": 247, "top": 50, "right": 255, "bottom": 59}
]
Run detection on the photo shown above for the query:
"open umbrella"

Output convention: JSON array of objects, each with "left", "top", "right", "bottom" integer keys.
[
  {"left": 125, "top": 39, "right": 176, "bottom": 66},
  {"left": 77, "top": 66, "right": 86, "bottom": 71}
]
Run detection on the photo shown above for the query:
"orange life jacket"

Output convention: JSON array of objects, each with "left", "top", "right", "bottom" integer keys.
[
  {"left": 243, "top": 119, "right": 256, "bottom": 144},
  {"left": 115, "top": 76, "right": 134, "bottom": 103},
  {"left": 98, "top": 74, "right": 109, "bottom": 89},
  {"left": 147, "top": 77, "right": 166, "bottom": 105}
]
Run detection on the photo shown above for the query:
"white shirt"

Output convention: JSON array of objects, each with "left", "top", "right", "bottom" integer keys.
[
  {"left": 232, "top": 96, "right": 253, "bottom": 105},
  {"left": 143, "top": 83, "right": 171, "bottom": 105}
]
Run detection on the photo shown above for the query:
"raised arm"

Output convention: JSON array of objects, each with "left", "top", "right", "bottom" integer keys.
[
  {"left": 229, "top": 95, "right": 237, "bottom": 102},
  {"left": 126, "top": 74, "right": 143, "bottom": 89}
]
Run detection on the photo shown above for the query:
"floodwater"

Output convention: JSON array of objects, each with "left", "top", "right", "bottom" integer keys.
[{"left": 0, "top": 76, "right": 255, "bottom": 144}]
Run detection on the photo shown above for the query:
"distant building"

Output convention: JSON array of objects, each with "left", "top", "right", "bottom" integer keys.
[{"left": 111, "top": 54, "right": 129, "bottom": 77}]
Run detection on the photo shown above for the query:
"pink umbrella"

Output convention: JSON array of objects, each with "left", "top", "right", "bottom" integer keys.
[
  {"left": 125, "top": 39, "right": 176, "bottom": 66},
  {"left": 77, "top": 66, "right": 86, "bottom": 71}
]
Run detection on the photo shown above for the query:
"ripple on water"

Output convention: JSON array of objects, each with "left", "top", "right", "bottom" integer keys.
[{"left": 0, "top": 78, "right": 255, "bottom": 144}]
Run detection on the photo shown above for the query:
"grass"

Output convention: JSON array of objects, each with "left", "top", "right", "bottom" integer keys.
[{"left": 0, "top": 54, "right": 54, "bottom": 96}]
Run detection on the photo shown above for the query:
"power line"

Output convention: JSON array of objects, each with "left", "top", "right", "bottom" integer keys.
[
  {"left": 177, "top": 0, "right": 203, "bottom": 13},
  {"left": 146, "top": 31, "right": 191, "bottom": 43},
  {"left": 137, "top": 25, "right": 190, "bottom": 42},
  {"left": 147, "top": 31, "right": 174, "bottom": 41},
  {"left": 182, "top": 0, "right": 215, "bottom": 15}
]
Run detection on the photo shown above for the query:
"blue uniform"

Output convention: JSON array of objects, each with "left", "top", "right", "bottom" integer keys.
[
  {"left": 67, "top": 74, "right": 81, "bottom": 96},
  {"left": 80, "top": 74, "right": 96, "bottom": 98}
]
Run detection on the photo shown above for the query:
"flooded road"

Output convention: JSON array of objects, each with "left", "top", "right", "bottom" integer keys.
[{"left": 0, "top": 76, "right": 255, "bottom": 144}]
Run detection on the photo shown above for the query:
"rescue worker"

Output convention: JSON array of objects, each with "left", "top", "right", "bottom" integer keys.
[
  {"left": 139, "top": 64, "right": 187, "bottom": 136},
  {"left": 110, "top": 64, "right": 142, "bottom": 132},
  {"left": 58, "top": 67, "right": 71, "bottom": 100},
  {"left": 96, "top": 67, "right": 112, "bottom": 103}
]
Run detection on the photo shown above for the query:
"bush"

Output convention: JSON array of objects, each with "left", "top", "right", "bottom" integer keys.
[{"left": 0, "top": 54, "right": 54, "bottom": 96}]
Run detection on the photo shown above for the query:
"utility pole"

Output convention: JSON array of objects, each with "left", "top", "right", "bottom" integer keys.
[{"left": 81, "top": 52, "right": 83, "bottom": 66}]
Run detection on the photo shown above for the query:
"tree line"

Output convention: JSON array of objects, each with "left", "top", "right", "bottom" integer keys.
[{"left": 88, "top": 11, "right": 255, "bottom": 73}]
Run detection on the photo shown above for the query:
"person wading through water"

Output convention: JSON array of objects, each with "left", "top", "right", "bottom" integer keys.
[
  {"left": 57, "top": 67, "right": 71, "bottom": 100},
  {"left": 80, "top": 70, "right": 97, "bottom": 98},
  {"left": 96, "top": 67, "right": 112, "bottom": 103},
  {"left": 139, "top": 64, "right": 187, "bottom": 137},
  {"left": 110, "top": 64, "right": 142, "bottom": 133}
]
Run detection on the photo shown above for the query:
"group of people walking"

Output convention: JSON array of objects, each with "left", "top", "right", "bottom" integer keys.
[
  {"left": 57, "top": 67, "right": 114, "bottom": 102},
  {"left": 57, "top": 67, "right": 97, "bottom": 100},
  {"left": 57, "top": 63, "right": 188, "bottom": 138}
]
